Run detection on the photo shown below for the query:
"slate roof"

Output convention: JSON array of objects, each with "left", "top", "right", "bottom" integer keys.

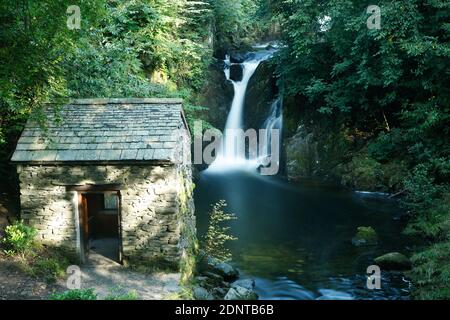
[{"left": 11, "top": 98, "right": 189, "bottom": 163}]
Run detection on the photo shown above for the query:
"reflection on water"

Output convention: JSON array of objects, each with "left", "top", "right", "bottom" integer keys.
[{"left": 194, "top": 169, "right": 412, "bottom": 300}]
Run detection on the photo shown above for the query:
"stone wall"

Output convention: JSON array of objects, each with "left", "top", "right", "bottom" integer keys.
[{"left": 17, "top": 162, "right": 196, "bottom": 269}]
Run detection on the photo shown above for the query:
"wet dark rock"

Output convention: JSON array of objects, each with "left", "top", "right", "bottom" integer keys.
[
  {"left": 197, "top": 252, "right": 239, "bottom": 281},
  {"left": 195, "top": 251, "right": 255, "bottom": 300},
  {"left": 192, "top": 167, "right": 201, "bottom": 182},
  {"left": 230, "top": 51, "right": 252, "bottom": 63},
  {"left": 230, "top": 279, "right": 255, "bottom": 291},
  {"left": 212, "top": 287, "right": 227, "bottom": 299},
  {"left": 229, "top": 64, "right": 243, "bottom": 82},
  {"left": 285, "top": 126, "right": 319, "bottom": 179},
  {"left": 196, "top": 61, "right": 234, "bottom": 129},
  {"left": 214, "top": 262, "right": 239, "bottom": 282},
  {"left": 243, "top": 61, "right": 278, "bottom": 130},
  {"left": 194, "top": 276, "right": 210, "bottom": 286},
  {"left": 193, "top": 286, "right": 214, "bottom": 300},
  {"left": 224, "top": 285, "right": 258, "bottom": 300},
  {"left": 203, "top": 272, "right": 224, "bottom": 285},
  {"left": 392, "top": 211, "right": 411, "bottom": 222}
]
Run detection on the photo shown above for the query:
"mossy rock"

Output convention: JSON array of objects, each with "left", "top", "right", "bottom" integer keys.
[
  {"left": 340, "top": 155, "right": 384, "bottom": 191},
  {"left": 374, "top": 252, "right": 412, "bottom": 270},
  {"left": 351, "top": 226, "right": 378, "bottom": 246}
]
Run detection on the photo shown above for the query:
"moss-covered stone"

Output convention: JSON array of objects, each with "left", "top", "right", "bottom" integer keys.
[
  {"left": 351, "top": 226, "right": 378, "bottom": 246},
  {"left": 340, "top": 155, "right": 384, "bottom": 191},
  {"left": 374, "top": 252, "right": 412, "bottom": 270}
]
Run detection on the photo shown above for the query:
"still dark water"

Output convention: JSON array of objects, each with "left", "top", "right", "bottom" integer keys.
[{"left": 194, "top": 170, "right": 412, "bottom": 300}]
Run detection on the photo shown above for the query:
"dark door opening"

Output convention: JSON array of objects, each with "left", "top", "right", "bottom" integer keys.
[{"left": 80, "top": 191, "right": 122, "bottom": 263}]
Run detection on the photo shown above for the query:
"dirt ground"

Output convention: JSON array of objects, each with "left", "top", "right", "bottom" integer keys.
[
  {"left": 0, "top": 252, "right": 181, "bottom": 300},
  {"left": 79, "top": 252, "right": 181, "bottom": 299},
  {"left": 0, "top": 255, "right": 66, "bottom": 300}
]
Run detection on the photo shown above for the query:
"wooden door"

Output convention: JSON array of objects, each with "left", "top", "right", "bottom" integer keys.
[
  {"left": 117, "top": 192, "right": 123, "bottom": 264},
  {"left": 78, "top": 193, "right": 89, "bottom": 262}
]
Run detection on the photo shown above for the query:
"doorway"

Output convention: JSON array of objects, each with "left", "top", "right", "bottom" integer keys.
[{"left": 79, "top": 191, "right": 122, "bottom": 263}]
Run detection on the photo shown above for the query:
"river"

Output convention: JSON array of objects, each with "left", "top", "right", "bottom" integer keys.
[{"left": 195, "top": 170, "right": 411, "bottom": 300}]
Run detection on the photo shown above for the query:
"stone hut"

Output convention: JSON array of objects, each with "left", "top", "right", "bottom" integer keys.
[{"left": 10, "top": 98, "right": 196, "bottom": 268}]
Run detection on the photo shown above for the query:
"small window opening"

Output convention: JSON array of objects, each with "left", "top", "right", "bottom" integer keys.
[{"left": 104, "top": 192, "right": 118, "bottom": 210}]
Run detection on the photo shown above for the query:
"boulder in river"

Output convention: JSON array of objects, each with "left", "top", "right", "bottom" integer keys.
[
  {"left": 224, "top": 285, "right": 258, "bottom": 300},
  {"left": 352, "top": 226, "right": 378, "bottom": 246},
  {"left": 374, "top": 252, "right": 412, "bottom": 270},
  {"left": 197, "top": 252, "right": 239, "bottom": 282},
  {"left": 214, "top": 262, "right": 239, "bottom": 282},
  {"left": 230, "top": 51, "right": 254, "bottom": 63},
  {"left": 193, "top": 286, "right": 214, "bottom": 300},
  {"left": 230, "top": 279, "right": 255, "bottom": 291}
]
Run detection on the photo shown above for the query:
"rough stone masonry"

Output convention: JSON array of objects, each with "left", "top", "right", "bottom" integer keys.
[{"left": 11, "top": 98, "right": 196, "bottom": 269}]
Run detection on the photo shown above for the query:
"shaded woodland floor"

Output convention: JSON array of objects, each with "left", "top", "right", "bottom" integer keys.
[
  {"left": 80, "top": 252, "right": 181, "bottom": 299},
  {"left": 0, "top": 256, "right": 65, "bottom": 300},
  {"left": 0, "top": 251, "right": 181, "bottom": 300}
]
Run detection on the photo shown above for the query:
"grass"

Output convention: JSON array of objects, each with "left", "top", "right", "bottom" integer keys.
[
  {"left": 105, "top": 286, "right": 139, "bottom": 300},
  {"left": 50, "top": 288, "right": 97, "bottom": 300},
  {"left": 5, "top": 245, "right": 76, "bottom": 284},
  {"left": 49, "top": 287, "right": 140, "bottom": 300}
]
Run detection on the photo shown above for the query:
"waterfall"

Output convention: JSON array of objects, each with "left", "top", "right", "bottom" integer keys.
[
  {"left": 223, "top": 58, "right": 262, "bottom": 131},
  {"left": 261, "top": 97, "right": 283, "bottom": 160},
  {"left": 206, "top": 49, "right": 280, "bottom": 173}
]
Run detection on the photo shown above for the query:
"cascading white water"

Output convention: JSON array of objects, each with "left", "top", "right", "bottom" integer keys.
[
  {"left": 224, "top": 59, "right": 261, "bottom": 131},
  {"left": 206, "top": 49, "right": 280, "bottom": 173},
  {"left": 261, "top": 97, "right": 283, "bottom": 159}
]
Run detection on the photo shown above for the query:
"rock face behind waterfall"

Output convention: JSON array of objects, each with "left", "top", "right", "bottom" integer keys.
[
  {"left": 243, "top": 62, "right": 278, "bottom": 130},
  {"left": 285, "top": 126, "right": 320, "bottom": 179},
  {"left": 196, "top": 53, "right": 278, "bottom": 132},
  {"left": 284, "top": 123, "right": 352, "bottom": 181},
  {"left": 196, "top": 60, "right": 234, "bottom": 129},
  {"left": 283, "top": 122, "right": 408, "bottom": 192}
]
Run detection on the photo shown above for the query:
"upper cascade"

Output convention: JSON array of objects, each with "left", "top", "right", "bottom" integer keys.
[{"left": 206, "top": 46, "right": 281, "bottom": 174}]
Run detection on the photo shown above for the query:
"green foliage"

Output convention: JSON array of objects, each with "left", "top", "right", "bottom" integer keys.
[
  {"left": 203, "top": 200, "right": 237, "bottom": 262},
  {"left": 0, "top": 0, "right": 103, "bottom": 142},
  {"left": 404, "top": 189, "right": 450, "bottom": 240},
  {"left": 105, "top": 287, "right": 139, "bottom": 300},
  {"left": 50, "top": 289, "right": 97, "bottom": 300},
  {"left": 24, "top": 246, "right": 74, "bottom": 283},
  {"left": 341, "top": 154, "right": 383, "bottom": 190},
  {"left": 368, "top": 129, "right": 403, "bottom": 162},
  {"left": 28, "top": 257, "right": 68, "bottom": 284},
  {"left": 208, "top": 0, "right": 261, "bottom": 50},
  {"left": 1, "top": 220, "right": 37, "bottom": 256},
  {"left": 409, "top": 241, "right": 450, "bottom": 300},
  {"left": 51, "top": 287, "right": 140, "bottom": 300},
  {"left": 403, "top": 164, "right": 441, "bottom": 213},
  {"left": 65, "top": 35, "right": 173, "bottom": 99},
  {"left": 352, "top": 226, "right": 378, "bottom": 246}
]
